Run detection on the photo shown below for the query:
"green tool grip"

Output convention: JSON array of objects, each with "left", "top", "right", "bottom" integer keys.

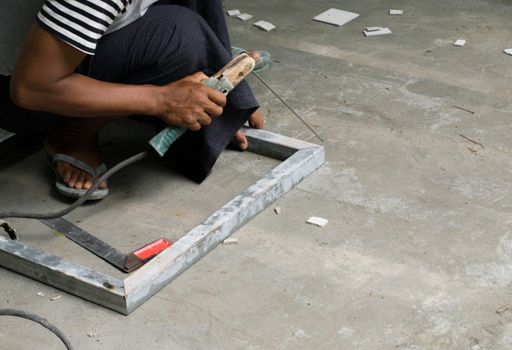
[
  {"left": 149, "top": 76, "right": 235, "bottom": 157},
  {"left": 149, "top": 126, "right": 186, "bottom": 157}
]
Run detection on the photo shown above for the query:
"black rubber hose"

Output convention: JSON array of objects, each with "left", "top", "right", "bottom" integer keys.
[
  {"left": 0, "top": 151, "right": 149, "bottom": 220},
  {"left": 0, "top": 309, "right": 74, "bottom": 350}
]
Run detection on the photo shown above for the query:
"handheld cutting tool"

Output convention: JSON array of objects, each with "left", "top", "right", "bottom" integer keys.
[{"left": 149, "top": 53, "right": 256, "bottom": 156}]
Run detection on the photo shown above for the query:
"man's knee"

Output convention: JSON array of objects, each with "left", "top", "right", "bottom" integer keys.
[{"left": 143, "top": 5, "right": 214, "bottom": 72}]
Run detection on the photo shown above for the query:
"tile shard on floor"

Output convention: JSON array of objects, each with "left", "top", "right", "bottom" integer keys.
[
  {"left": 227, "top": 9, "right": 241, "bottom": 17},
  {"left": 312, "top": 8, "right": 359, "bottom": 27},
  {"left": 253, "top": 20, "right": 276, "bottom": 32},
  {"left": 306, "top": 217, "right": 329, "bottom": 228},
  {"left": 236, "top": 13, "right": 253, "bottom": 21},
  {"left": 454, "top": 39, "right": 466, "bottom": 47},
  {"left": 223, "top": 237, "right": 239, "bottom": 245},
  {"left": 363, "top": 27, "right": 392, "bottom": 37}
]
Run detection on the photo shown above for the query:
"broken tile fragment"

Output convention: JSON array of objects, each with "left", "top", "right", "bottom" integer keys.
[
  {"left": 227, "top": 9, "right": 241, "bottom": 17},
  {"left": 504, "top": 48, "right": 512, "bottom": 56},
  {"left": 313, "top": 8, "right": 359, "bottom": 27},
  {"left": 365, "top": 26, "right": 383, "bottom": 32},
  {"left": 236, "top": 13, "right": 253, "bottom": 21},
  {"left": 253, "top": 20, "right": 276, "bottom": 32},
  {"left": 389, "top": 9, "right": 404, "bottom": 16},
  {"left": 223, "top": 237, "right": 239, "bottom": 245},
  {"left": 306, "top": 217, "right": 329, "bottom": 228},
  {"left": 454, "top": 39, "right": 466, "bottom": 47},
  {"left": 363, "top": 27, "right": 392, "bottom": 37}
]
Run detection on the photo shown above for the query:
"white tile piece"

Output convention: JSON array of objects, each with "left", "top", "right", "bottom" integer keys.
[
  {"left": 504, "top": 48, "right": 512, "bottom": 56},
  {"left": 306, "top": 217, "right": 329, "bottom": 228},
  {"left": 454, "top": 39, "right": 466, "bottom": 47},
  {"left": 223, "top": 237, "right": 239, "bottom": 245},
  {"left": 253, "top": 20, "right": 276, "bottom": 32},
  {"left": 312, "top": 8, "right": 359, "bottom": 27},
  {"left": 389, "top": 9, "right": 404, "bottom": 15},
  {"left": 236, "top": 13, "right": 253, "bottom": 21},
  {"left": 365, "top": 26, "right": 383, "bottom": 32},
  {"left": 227, "top": 9, "right": 241, "bottom": 17},
  {"left": 363, "top": 27, "right": 392, "bottom": 37}
]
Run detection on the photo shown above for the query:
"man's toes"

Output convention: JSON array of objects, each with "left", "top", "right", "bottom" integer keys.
[
  {"left": 57, "top": 162, "right": 71, "bottom": 183},
  {"left": 247, "top": 50, "right": 261, "bottom": 62},
  {"left": 74, "top": 172, "right": 86, "bottom": 190},
  {"left": 67, "top": 168, "right": 80, "bottom": 188},
  {"left": 54, "top": 159, "right": 108, "bottom": 191},
  {"left": 83, "top": 174, "right": 94, "bottom": 190},
  {"left": 234, "top": 130, "right": 248, "bottom": 151}
]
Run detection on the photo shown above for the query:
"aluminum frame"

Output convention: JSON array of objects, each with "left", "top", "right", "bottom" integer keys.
[{"left": 0, "top": 128, "right": 325, "bottom": 315}]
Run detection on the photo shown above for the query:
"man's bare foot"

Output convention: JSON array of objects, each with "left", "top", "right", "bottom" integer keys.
[
  {"left": 234, "top": 110, "right": 265, "bottom": 151},
  {"left": 45, "top": 132, "right": 108, "bottom": 191}
]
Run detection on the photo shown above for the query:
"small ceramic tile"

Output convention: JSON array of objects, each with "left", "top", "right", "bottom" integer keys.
[{"left": 313, "top": 8, "right": 359, "bottom": 27}]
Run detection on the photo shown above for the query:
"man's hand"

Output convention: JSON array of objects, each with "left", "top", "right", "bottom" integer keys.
[
  {"left": 156, "top": 72, "right": 226, "bottom": 131},
  {"left": 234, "top": 110, "right": 265, "bottom": 151}
]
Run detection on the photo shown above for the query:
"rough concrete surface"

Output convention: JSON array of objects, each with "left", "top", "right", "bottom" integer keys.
[{"left": 2, "top": 0, "right": 512, "bottom": 349}]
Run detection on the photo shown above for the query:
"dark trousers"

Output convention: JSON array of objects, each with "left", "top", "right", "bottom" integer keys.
[{"left": 1, "top": 1, "right": 259, "bottom": 182}]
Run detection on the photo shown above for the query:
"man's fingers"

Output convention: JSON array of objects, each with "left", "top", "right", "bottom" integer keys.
[
  {"left": 206, "top": 87, "right": 227, "bottom": 107},
  {"left": 249, "top": 110, "right": 264, "bottom": 129},
  {"left": 190, "top": 122, "right": 202, "bottom": 131},
  {"left": 197, "top": 111, "right": 212, "bottom": 126},
  {"left": 204, "top": 102, "right": 223, "bottom": 117},
  {"left": 185, "top": 111, "right": 211, "bottom": 130},
  {"left": 234, "top": 130, "right": 248, "bottom": 151},
  {"left": 184, "top": 71, "right": 209, "bottom": 83}
]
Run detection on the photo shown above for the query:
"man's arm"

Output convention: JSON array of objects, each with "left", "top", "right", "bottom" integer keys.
[{"left": 10, "top": 23, "right": 226, "bottom": 131}]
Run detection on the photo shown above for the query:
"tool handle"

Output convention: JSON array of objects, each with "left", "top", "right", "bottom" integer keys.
[
  {"left": 149, "top": 53, "right": 255, "bottom": 157},
  {"left": 149, "top": 126, "right": 187, "bottom": 157}
]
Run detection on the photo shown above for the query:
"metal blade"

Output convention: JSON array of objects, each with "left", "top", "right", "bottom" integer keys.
[{"left": 40, "top": 218, "right": 127, "bottom": 271}]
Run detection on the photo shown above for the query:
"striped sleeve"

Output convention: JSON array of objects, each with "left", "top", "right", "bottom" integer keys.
[{"left": 36, "top": 0, "right": 133, "bottom": 55}]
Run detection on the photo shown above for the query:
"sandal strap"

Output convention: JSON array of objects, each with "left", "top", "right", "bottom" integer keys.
[{"left": 52, "top": 153, "right": 107, "bottom": 178}]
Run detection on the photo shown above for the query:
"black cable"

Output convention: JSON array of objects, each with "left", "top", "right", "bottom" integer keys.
[
  {"left": 0, "top": 309, "right": 74, "bottom": 350},
  {"left": 0, "top": 150, "right": 149, "bottom": 220}
]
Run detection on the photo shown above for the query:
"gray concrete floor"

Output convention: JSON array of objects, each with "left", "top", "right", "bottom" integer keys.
[{"left": 2, "top": 0, "right": 512, "bottom": 348}]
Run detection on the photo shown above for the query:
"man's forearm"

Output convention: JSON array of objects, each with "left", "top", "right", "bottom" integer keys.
[
  {"left": 11, "top": 23, "right": 225, "bottom": 130},
  {"left": 11, "top": 72, "right": 161, "bottom": 118},
  {"left": 10, "top": 23, "right": 161, "bottom": 119}
]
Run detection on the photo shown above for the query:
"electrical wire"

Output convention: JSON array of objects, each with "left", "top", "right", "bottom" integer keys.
[
  {"left": 0, "top": 309, "right": 74, "bottom": 350},
  {"left": 252, "top": 71, "right": 324, "bottom": 142},
  {"left": 0, "top": 63, "right": 321, "bottom": 227}
]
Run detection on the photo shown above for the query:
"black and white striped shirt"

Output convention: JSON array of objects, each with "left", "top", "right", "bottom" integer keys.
[{"left": 36, "top": 0, "right": 156, "bottom": 55}]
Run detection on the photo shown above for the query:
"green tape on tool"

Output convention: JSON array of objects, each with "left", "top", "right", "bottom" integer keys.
[{"left": 149, "top": 76, "right": 235, "bottom": 157}]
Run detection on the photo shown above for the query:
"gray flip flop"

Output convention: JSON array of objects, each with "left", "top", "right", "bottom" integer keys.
[{"left": 50, "top": 153, "right": 109, "bottom": 200}]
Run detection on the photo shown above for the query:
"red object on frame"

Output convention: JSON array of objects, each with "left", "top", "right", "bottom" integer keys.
[{"left": 133, "top": 239, "right": 172, "bottom": 261}]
